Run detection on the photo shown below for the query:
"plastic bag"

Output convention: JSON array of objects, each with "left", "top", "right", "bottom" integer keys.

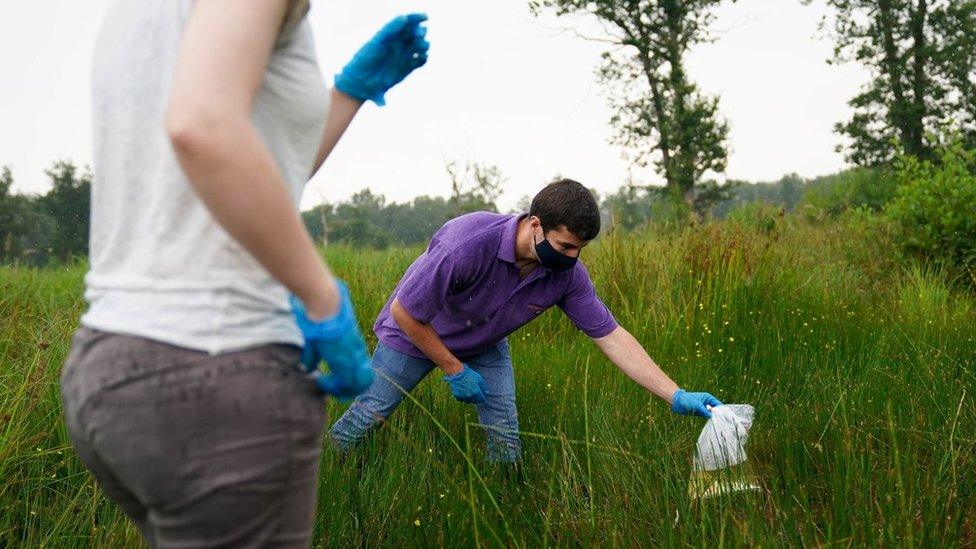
[{"left": 688, "top": 404, "right": 760, "bottom": 499}]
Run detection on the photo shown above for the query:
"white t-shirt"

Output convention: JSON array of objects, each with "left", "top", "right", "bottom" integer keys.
[{"left": 81, "top": 0, "right": 329, "bottom": 354}]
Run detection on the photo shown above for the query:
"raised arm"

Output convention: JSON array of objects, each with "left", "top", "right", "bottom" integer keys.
[
  {"left": 309, "top": 13, "right": 430, "bottom": 176},
  {"left": 309, "top": 90, "right": 363, "bottom": 177}
]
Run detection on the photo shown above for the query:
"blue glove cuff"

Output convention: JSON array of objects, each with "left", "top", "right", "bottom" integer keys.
[
  {"left": 290, "top": 280, "right": 356, "bottom": 341},
  {"left": 443, "top": 365, "right": 470, "bottom": 382},
  {"left": 670, "top": 389, "right": 686, "bottom": 414},
  {"left": 334, "top": 75, "right": 385, "bottom": 106}
]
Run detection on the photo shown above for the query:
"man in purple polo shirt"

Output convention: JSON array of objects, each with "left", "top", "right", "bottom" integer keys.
[{"left": 330, "top": 179, "right": 721, "bottom": 462}]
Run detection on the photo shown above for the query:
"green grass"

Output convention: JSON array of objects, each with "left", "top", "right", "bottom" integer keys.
[{"left": 1, "top": 215, "right": 974, "bottom": 546}]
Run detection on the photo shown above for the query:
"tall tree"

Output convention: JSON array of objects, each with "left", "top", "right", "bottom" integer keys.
[
  {"left": 810, "top": 0, "right": 976, "bottom": 165},
  {"left": 329, "top": 189, "right": 393, "bottom": 249},
  {"left": 0, "top": 166, "right": 19, "bottom": 261},
  {"left": 530, "top": 0, "right": 732, "bottom": 209},
  {"left": 38, "top": 161, "right": 92, "bottom": 261},
  {"left": 445, "top": 161, "right": 506, "bottom": 216}
]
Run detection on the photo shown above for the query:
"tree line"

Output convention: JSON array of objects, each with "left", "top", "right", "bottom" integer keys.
[
  {"left": 0, "top": 156, "right": 876, "bottom": 264},
  {"left": 530, "top": 0, "right": 976, "bottom": 210},
  {"left": 2, "top": 0, "right": 973, "bottom": 264}
]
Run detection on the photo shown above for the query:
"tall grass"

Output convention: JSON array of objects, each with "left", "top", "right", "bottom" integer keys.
[{"left": 1, "top": 215, "right": 973, "bottom": 546}]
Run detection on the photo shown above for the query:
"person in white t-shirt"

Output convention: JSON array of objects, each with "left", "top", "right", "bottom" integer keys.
[{"left": 59, "top": 1, "right": 428, "bottom": 545}]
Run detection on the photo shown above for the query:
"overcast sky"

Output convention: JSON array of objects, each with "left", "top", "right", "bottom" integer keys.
[{"left": 0, "top": 0, "right": 867, "bottom": 211}]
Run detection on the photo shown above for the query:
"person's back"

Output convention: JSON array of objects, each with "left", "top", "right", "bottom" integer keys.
[
  {"left": 59, "top": 2, "right": 429, "bottom": 546},
  {"left": 83, "top": 0, "right": 326, "bottom": 354}
]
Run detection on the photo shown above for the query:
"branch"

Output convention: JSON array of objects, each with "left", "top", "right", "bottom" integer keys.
[{"left": 551, "top": 24, "right": 625, "bottom": 44}]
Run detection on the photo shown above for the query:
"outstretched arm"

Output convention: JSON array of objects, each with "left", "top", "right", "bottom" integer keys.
[
  {"left": 592, "top": 326, "right": 722, "bottom": 418},
  {"left": 592, "top": 326, "right": 679, "bottom": 403}
]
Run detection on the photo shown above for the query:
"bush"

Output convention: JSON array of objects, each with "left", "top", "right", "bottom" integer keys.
[
  {"left": 727, "top": 200, "right": 782, "bottom": 233},
  {"left": 886, "top": 140, "right": 976, "bottom": 270},
  {"left": 801, "top": 167, "right": 898, "bottom": 217}
]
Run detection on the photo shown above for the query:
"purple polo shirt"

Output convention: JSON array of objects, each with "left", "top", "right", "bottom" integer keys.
[{"left": 373, "top": 212, "right": 618, "bottom": 358}]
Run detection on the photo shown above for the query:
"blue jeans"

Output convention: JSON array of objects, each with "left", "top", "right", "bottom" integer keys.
[{"left": 329, "top": 340, "right": 521, "bottom": 462}]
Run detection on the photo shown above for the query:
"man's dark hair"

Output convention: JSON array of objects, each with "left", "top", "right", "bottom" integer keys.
[{"left": 529, "top": 178, "right": 601, "bottom": 241}]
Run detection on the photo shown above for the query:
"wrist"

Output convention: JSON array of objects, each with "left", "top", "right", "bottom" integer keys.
[
  {"left": 670, "top": 388, "right": 686, "bottom": 413},
  {"left": 333, "top": 86, "right": 367, "bottom": 108},
  {"left": 334, "top": 73, "right": 380, "bottom": 105},
  {"left": 302, "top": 278, "right": 340, "bottom": 321},
  {"left": 292, "top": 279, "right": 360, "bottom": 341},
  {"left": 441, "top": 361, "right": 464, "bottom": 377}
]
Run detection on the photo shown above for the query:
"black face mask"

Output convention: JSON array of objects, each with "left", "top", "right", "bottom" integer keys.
[{"left": 534, "top": 231, "right": 578, "bottom": 272}]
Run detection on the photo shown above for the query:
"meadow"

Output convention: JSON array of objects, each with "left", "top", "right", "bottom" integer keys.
[{"left": 1, "top": 213, "right": 974, "bottom": 546}]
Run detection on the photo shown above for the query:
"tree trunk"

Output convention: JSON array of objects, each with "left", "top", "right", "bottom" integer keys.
[
  {"left": 663, "top": 3, "right": 693, "bottom": 197},
  {"left": 638, "top": 49, "right": 676, "bottom": 190},
  {"left": 909, "top": 0, "right": 929, "bottom": 157},
  {"left": 319, "top": 210, "right": 328, "bottom": 246},
  {"left": 878, "top": 0, "right": 923, "bottom": 157}
]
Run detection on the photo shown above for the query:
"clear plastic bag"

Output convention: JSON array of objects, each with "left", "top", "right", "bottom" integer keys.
[{"left": 688, "top": 404, "right": 760, "bottom": 499}]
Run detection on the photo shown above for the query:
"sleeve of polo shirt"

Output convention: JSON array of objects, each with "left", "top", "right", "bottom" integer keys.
[
  {"left": 558, "top": 262, "right": 619, "bottom": 338},
  {"left": 395, "top": 238, "right": 459, "bottom": 323}
]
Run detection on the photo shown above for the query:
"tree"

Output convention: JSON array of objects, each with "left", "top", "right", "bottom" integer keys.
[
  {"left": 810, "top": 0, "right": 976, "bottom": 165},
  {"left": 38, "top": 161, "right": 92, "bottom": 261},
  {"left": 445, "top": 161, "right": 507, "bottom": 216},
  {"left": 301, "top": 203, "right": 333, "bottom": 246},
  {"left": 512, "top": 194, "right": 533, "bottom": 214},
  {"left": 0, "top": 166, "right": 19, "bottom": 261},
  {"left": 602, "top": 180, "right": 655, "bottom": 230},
  {"left": 531, "top": 0, "right": 732, "bottom": 210},
  {"left": 329, "top": 189, "right": 393, "bottom": 249}
]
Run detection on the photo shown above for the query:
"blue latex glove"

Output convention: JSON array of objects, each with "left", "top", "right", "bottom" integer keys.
[
  {"left": 290, "top": 280, "right": 374, "bottom": 401},
  {"left": 671, "top": 389, "right": 723, "bottom": 419},
  {"left": 334, "top": 13, "right": 430, "bottom": 106},
  {"left": 443, "top": 365, "right": 488, "bottom": 404}
]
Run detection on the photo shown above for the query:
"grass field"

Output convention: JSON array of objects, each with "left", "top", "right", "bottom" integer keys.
[{"left": 1, "top": 214, "right": 974, "bottom": 546}]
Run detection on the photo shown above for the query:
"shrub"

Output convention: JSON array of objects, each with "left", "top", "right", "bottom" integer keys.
[
  {"left": 886, "top": 139, "right": 976, "bottom": 270},
  {"left": 727, "top": 200, "right": 782, "bottom": 234},
  {"left": 801, "top": 167, "right": 898, "bottom": 217}
]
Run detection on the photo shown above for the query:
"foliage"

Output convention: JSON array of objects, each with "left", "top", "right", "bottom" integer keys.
[
  {"left": 809, "top": 0, "right": 976, "bottom": 165},
  {"left": 886, "top": 138, "right": 976, "bottom": 269},
  {"left": 446, "top": 161, "right": 506, "bottom": 216},
  {"left": 800, "top": 167, "right": 899, "bottom": 216},
  {"left": 38, "top": 161, "right": 92, "bottom": 262},
  {"left": 711, "top": 173, "right": 806, "bottom": 219},
  {"left": 530, "top": 0, "right": 732, "bottom": 208},
  {"left": 1, "top": 215, "right": 974, "bottom": 546},
  {"left": 0, "top": 162, "right": 91, "bottom": 266},
  {"left": 601, "top": 181, "right": 662, "bottom": 230},
  {"left": 726, "top": 200, "right": 783, "bottom": 233}
]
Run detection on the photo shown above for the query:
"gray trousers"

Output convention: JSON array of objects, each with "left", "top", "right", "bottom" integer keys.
[{"left": 60, "top": 327, "right": 326, "bottom": 548}]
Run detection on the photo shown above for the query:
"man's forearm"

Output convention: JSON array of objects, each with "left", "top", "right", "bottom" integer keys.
[
  {"left": 391, "top": 299, "right": 464, "bottom": 375},
  {"left": 593, "top": 326, "right": 679, "bottom": 403}
]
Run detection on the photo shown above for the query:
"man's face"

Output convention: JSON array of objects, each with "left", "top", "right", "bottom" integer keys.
[{"left": 531, "top": 217, "right": 590, "bottom": 259}]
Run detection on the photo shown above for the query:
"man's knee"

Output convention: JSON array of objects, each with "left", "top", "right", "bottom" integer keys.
[
  {"left": 484, "top": 424, "right": 521, "bottom": 463},
  {"left": 479, "top": 403, "right": 521, "bottom": 462},
  {"left": 329, "top": 399, "right": 383, "bottom": 451}
]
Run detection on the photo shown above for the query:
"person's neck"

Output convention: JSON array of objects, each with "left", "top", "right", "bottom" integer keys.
[{"left": 514, "top": 217, "right": 538, "bottom": 271}]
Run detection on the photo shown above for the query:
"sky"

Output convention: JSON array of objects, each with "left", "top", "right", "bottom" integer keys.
[{"left": 0, "top": 1, "right": 868, "bottom": 211}]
